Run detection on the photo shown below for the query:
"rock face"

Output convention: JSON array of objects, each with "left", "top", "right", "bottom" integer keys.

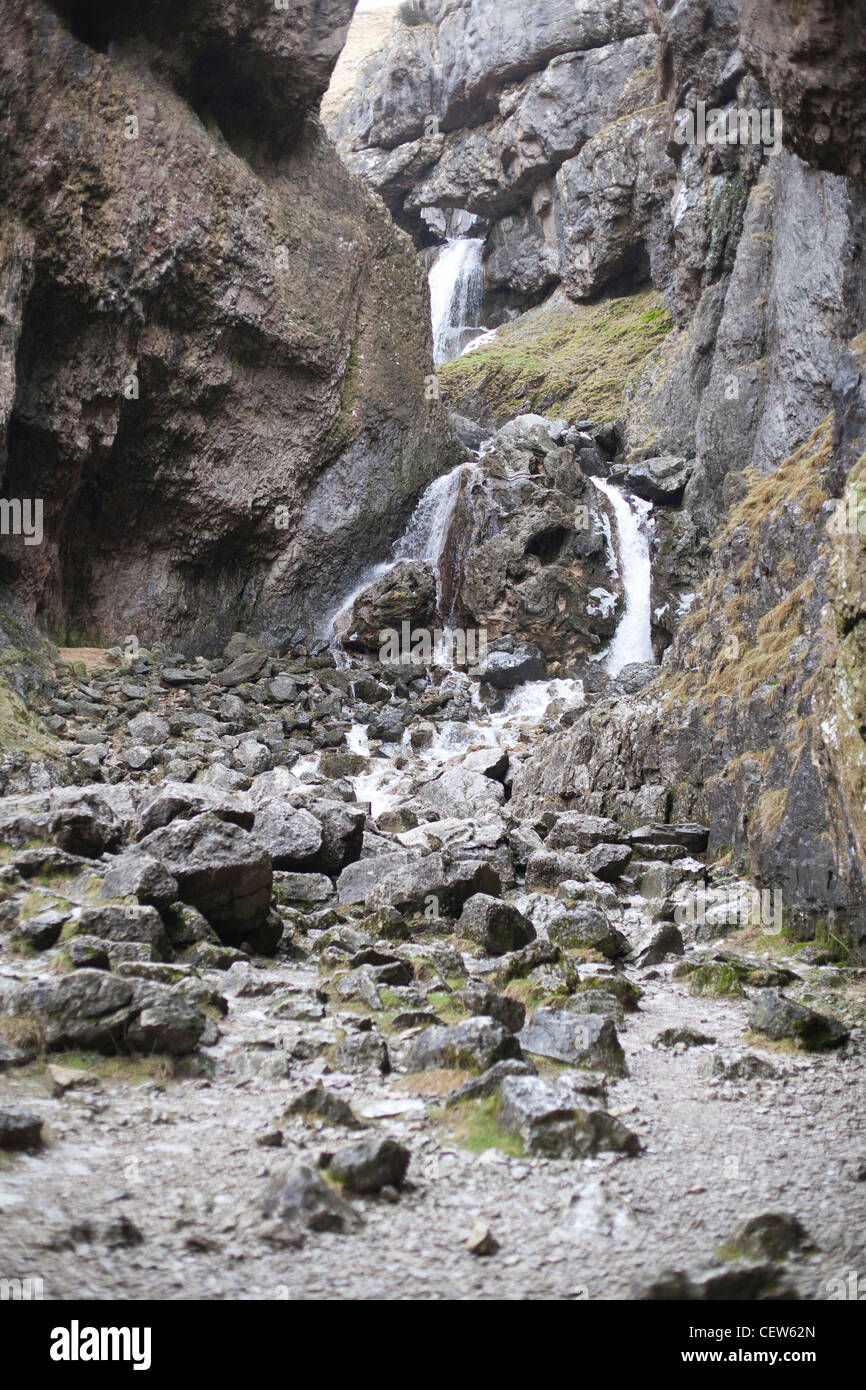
[
  {"left": 439, "top": 416, "right": 625, "bottom": 666},
  {"left": 740, "top": 0, "right": 866, "bottom": 182},
  {"left": 327, "top": 2, "right": 660, "bottom": 309},
  {"left": 0, "top": 0, "right": 454, "bottom": 651}
]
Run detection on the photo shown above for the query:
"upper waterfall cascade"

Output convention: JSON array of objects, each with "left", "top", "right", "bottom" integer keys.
[{"left": 429, "top": 238, "right": 486, "bottom": 365}]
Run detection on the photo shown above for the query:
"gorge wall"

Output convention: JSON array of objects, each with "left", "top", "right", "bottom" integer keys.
[{"left": 0, "top": 0, "right": 455, "bottom": 654}]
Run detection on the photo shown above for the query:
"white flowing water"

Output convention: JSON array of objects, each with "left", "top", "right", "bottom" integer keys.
[
  {"left": 393, "top": 464, "right": 466, "bottom": 570},
  {"left": 324, "top": 463, "right": 467, "bottom": 641},
  {"left": 591, "top": 478, "right": 655, "bottom": 675},
  {"left": 429, "top": 238, "right": 485, "bottom": 365},
  {"left": 346, "top": 672, "right": 585, "bottom": 818}
]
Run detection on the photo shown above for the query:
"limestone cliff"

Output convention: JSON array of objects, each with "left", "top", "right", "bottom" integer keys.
[{"left": 0, "top": 0, "right": 455, "bottom": 653}]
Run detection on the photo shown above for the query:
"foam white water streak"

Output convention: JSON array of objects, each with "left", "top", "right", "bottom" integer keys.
[
  {"left": 345, "top": 674, "right": 584, "bottom": 817},
  {"left": 591, "top": 478, "right": 655, "bottom": 675},
  {"left": 429, "top": 238, "right": 485, "bottom": 365},
  {"left": 325, "top": 463, "right": 467, "bottom": 643}
]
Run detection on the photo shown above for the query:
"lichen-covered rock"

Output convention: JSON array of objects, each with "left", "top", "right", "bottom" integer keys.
[
  {"left": 406, "top": 1017, "right": 522, "bottom": 1074},
  {"left": 520, "top": 1008, "right": 628, "bottom": 1076},
  {"left": 496, "top": 1074, "right": 639, "bottom": 1158},
  {"left": 749, "top": 991, "right": 849, "bottom": 1051},
  {"left": 457, "top": 894, "right": 536, "bottom": 956}
]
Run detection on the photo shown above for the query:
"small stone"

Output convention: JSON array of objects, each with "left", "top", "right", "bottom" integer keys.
[
  {"left": 466, "top": 1220, "right": 499, "bottom": 1256},
  {"left": 256, "top": 1129, "right": 285, "bottom": 1148},
  {"left": 655, "top": 1027, "right": 716, "bottom": 1049},
  {"left": 48, "top": 1065, "right": 99, "bottom": 1096},
  {"left": 0, "top": 1107, "right": 44, "bottom": 1151}
]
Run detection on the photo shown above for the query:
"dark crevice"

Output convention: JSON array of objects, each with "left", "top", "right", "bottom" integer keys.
[
  {"left": 525, "top": 525, "right": 570, "bottom": 564},
  {"left": 52, "top": 0, "right": 116, "bottom": 53}
]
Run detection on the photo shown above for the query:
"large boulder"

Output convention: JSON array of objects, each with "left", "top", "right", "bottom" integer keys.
[
  {"left": 520, "top": 1009, "right": 628, "bottom": 1076},
  {"left": 406, "top": 1018, "right": 522, "bottom": 1074},
  {"left": 138, "top": 816, "right": 273, "bottom": 944},
  {"left": 366, "top": 854, "right": 501, "bottom": 916},
  {"left": 335, "top": 561, "right": 437, "bottom": 652},
  {"left": 0, "top": 971, "right": 205, "bottom": 1055},
  {"left": 497, "top": 1074, "right": 639, "bottom": 1158},
  {"left": 437, "top": 419, "right": 625, "bottom": 666},
  {"left": 458, "top": 893, "right": 536, "bottom": 956},
  {"left": 749, "top": 991, "right": 849, "bottom": 1051}
]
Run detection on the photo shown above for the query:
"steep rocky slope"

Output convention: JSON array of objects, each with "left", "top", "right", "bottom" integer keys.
[
  {"left": 0, "top": 0, "right": 454, "bottom": 654},
  {"left": 326, "top": 0, "right": 866, "bottom": 948}
]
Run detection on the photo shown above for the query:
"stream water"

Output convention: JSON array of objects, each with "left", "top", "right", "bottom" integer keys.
[{"left": 317, "top": 447, "right": 656, "bottom": 816}]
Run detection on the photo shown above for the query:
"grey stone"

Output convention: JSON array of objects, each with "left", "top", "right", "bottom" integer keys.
[
  {"left": 138, "top": 816, "right": 273, "bottom": 945},
  {"left": 520, "top": 1009, "right": 628, "bottom": 1077},
  {"left": 261, "top": 1164, "right": 361, "bottom": 1236},
  {"left": 749, "top": 991, "right": 849, "bottom": 1050},
  {"left": 458, "top": 894, "right": 536, "bottom": 956},
  {"left": 329, "top": 1138, "right": 410, "bottom": 1194},
  {"left": 458, "top": 981, "right": 526, "bottom": 1033},
  {"left": 497, "top": 1075, "right": 639, "bottom": 1158},
  {"left": 406, "top": 1017, "right": 522, "bottom": 1074},
  {"left": 0, "top": 1107, "right": 44, "bottom": 1151}
]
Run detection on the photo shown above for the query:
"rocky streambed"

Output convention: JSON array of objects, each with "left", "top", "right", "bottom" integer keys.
[{"left": 0, "top": 630, "right": 863, "bottom": 1300}]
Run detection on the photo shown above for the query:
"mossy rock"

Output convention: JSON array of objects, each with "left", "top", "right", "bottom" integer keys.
[
  {"left": 686, "top": 962, "right": 747, "bottom": 997},
  {"left": 571, "top": 974, "right": 642, "bottom": 1011}
]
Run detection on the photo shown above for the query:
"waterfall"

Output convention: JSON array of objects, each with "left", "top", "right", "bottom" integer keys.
[
  {"left": 394, "top": 464, "right": 465, "bottom": 569},
  {"left": 429, "top": 238, "right": 485, "bottom": 365},
  {"left": 591, "top": 478, "right": 655, "bottom": 675},
  {"left": 325, "top": 463, "right": 467, "bottom": 638}
]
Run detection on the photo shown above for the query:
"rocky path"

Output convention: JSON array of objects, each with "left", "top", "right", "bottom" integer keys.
[
  {"left": 1, "top": 917, "right": 863, "bottom": 1301},
  {"left": 0, "top": 495, "right": 864, "bottom": 1305},
  {"left": 0, "top": 625, "right": 863, "bottom": 1299}
]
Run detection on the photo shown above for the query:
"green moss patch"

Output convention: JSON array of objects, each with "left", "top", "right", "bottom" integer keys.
[{"left": 437, "top": 288, "right": 673, "bottom": 427}]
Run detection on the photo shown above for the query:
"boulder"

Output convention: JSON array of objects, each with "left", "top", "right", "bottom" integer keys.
[
  {"left": 0, "top": 1108, "right": 44, "bottom": 1151},
  {"left": 458, "top": 894, "right": 536, "bottom": 956},
  {"left": 458, "top": 981, "right": 526, "bottom": 1033},
  {"left": 251, "top": 804, "right": 323, "bottom": 869},
  {"left": 406, "top": 1018, "right": 522, "bottom": 1074},
  {"left": 749, "top": 991, "right": 849, "bottom": 1050},
  {"left": 329, "top": 1138, "right": 410, "bottom": 1194},
  {"left": 261, "top": 1164, "right": 361, "bottom": 1237},
  {"left": 138, "top": 781, "right": 254, "bottom": 836},
  {"left": 497, "top": 1075, "right": 639, "bottom": 1158},
  {"left": 623, "top": 455, "right": 693, "bottom": 504},
  {"left": 366, "top": 854, "right": 501, "bottom": 916},
  {"left": 520, "top": 1008, "right": 628, "bottom": 1076},
  {"left": 138, "top": 816, "right": 273, "bottom": 944}
]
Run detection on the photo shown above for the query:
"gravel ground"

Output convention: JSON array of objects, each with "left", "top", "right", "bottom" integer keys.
[{"left": 2, "top": 928, "right": 864, "bottom": 1301}]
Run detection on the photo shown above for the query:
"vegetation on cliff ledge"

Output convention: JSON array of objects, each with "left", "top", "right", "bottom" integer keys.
[{"left": 437, "top": 288, "right": 673, "bottom": 427}]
